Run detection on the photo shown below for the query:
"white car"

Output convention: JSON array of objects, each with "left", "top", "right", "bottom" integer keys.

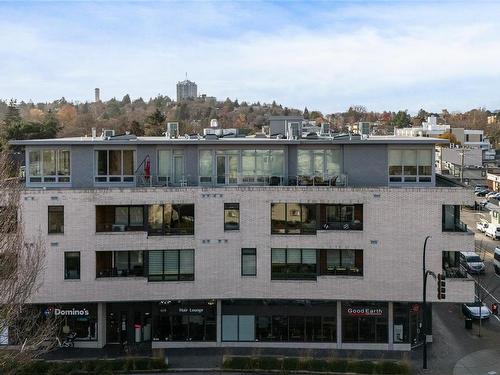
[
  {"left": 485, "top": 224, "right": 500, "bottom": 240},
  {"left": 476, "top": 221, "right": 489, "bottom": 233}
]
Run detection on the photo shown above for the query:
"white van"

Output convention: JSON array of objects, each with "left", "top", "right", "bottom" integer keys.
[
  {"left": 494, "top": 247, "right": 500, "bottom": 276},
  {"left": 459, "top": 251, "right": 485, "bottom": 275},
  {"left": 485, "top": 224, "right": 500, "bottom": 240}
]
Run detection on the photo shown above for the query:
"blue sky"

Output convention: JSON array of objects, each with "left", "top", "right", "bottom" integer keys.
[{"left": 1, "top": 1, "right": 500, "bottom": 113}]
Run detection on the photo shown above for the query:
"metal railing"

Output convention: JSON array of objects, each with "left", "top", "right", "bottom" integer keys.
[{"left": 135, "top": 173, "right": 348, "bottom": 188}]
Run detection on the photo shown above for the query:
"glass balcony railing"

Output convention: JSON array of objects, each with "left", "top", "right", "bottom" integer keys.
[{"left": 135, "top": 174, "right": 348, "bottom": 188}]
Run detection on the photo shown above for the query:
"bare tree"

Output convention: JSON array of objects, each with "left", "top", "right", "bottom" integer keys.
[{"left": 0, "top": 152, "right": 58, "bottom": 371}]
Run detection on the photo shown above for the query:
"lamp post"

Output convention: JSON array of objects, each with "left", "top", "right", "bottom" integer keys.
[{"left": 422, "top": 235, "right": 431, "bottom": 370}]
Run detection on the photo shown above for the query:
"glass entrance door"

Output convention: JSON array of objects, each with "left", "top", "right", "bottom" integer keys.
[{"left": 216, "top": 153, "right": 239, "bottom": 185}]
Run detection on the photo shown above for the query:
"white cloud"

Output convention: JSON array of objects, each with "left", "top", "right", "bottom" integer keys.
[{"left": 0, "top": 1, "right": 499, "bottom": 112}]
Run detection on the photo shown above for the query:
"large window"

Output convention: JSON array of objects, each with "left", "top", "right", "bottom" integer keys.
[
  {"left": 224, "top": 203, "right": 240, "bottom": 231},
  {"left": 442, "top": 205, "right": 466, "bottom": 232},
  {"left": 222, "top": 300, "right": 337, "bottom": 342},
  {"left": 271, "top": 248, "right": 317, "bottom": 280},
  {"left": 271, "top": 203, "right": 362, "bottom": 234},
  {"left": 148, "top": 204, "right": 194, "bottom": 235},
  {"left": 442, "top": 251, "right": 465, "bottom": 278},
  {"left": 48, "top": 206, "right": 64, "bottom": 234},
  {"left": 158, "top": 149, "right": 185, "bottom": 185},
  {"left": 28, "top": 149, "right": 70, "bottom": 183},
  {"left": 318, "top": 249, "right": 363, "bottom": 276},
  {"left": 96, "top": 251, "right": 144, "bottom": 277},
  {"left": 199, "top": 149, "right": 285, "bottom": 186},
  {"left": 95, "top": 149, "right": 135, "bottom": 183},
  {"left": 152, "top": 301, "right": 216, "bottom": 342},
  {"left": 389, "top": 149, "right": 432, "bottom": 183},
  {"left": 96, "top": 205, "right": 145, "bottom": 232},
  {"left": 64, "top": 252, "right": 80, "bottom": 280},
  {"left": 147, "top": 250, "right": 194, "bottom": 281},
  {"left": 241, "top": 248, "right": 256, "bottom": 276},
  {"left": 296, "top": 149, "right": 341, "bottom": 185},
  {"left": 342, "top": 302, "right": 388, "bottom": 343}
]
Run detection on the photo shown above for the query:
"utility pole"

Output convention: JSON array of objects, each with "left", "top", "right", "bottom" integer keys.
[
  {"left": 460, "top": 146, "right": 465, "bottom": 183},
  {"left": 422, "top": 235, "right": 431, "bottom": 370}
]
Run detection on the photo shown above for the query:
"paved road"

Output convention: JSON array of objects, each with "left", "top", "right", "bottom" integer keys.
[
  {"left": 461, "top": 207, "right": 500, "bottom": 307},
  {"left": 410, "top": 207, "right": 500, "bottom": 374}
]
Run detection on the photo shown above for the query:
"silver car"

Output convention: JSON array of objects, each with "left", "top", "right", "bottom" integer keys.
[{"left": 462, "top": 302, "right": 491, "bottom": 320}]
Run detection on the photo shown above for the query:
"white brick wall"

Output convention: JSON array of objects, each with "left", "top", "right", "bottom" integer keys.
[{"left": 21, "top": 186, "right": 475, "bottom": 304}]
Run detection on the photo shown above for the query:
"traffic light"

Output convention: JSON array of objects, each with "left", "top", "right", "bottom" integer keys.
[{"left": 437, "top": 273, "right": 446, "bottom": 300}]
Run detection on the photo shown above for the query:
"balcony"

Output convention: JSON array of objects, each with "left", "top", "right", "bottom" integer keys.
[{"left": 135, "top": 174, "right": 348, "bottom": 188}]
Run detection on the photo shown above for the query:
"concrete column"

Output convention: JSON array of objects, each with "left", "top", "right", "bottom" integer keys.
[
  {"left": 388, "top": 302, "right": 394, "bottom": 350},
  {"left": 216, "top": 299, "right": 222, "bottom": 345},
  {"left": 336, "top": 301, "right": 342, "bottom": 349},
  {"left": 97, "top": 302, "right": 106, "bottom": 348}
]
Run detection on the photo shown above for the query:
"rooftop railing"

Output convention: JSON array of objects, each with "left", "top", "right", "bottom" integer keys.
[{"left": 136, "top": 174, "right": 348, "bottom": 188}]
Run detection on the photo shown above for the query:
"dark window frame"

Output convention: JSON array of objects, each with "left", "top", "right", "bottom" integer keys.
[
  {"left": 96, "top": 205, "right": 145, "bottom": 232},
  {"left": 241, "top": 248, "right": 257, "bottom": 276},
  {"left": 96, "top": 250, "right": 144, "bottom": 278},
  {"left": 48, "top": 205, "right": 64, "bottom": 234},
  {"left": 64, "top": 251, "right": 81, "bottom": 280},
  {"left": 147, "top": 249, "right": 195, "bottom": 282},
  {"left": 318, "top": 249, "right": 363, "bottom": 276},
  {"left": 147, "top": 204, "right": 195, "bottom": 236},
  {"left": 271, "top": 203, "right": 363, "bottom": 234},
  {"left": 224, "top": 203, "right": 240, "bottom": 231},
  {"left": 271, "top": 248, "right": 317, "bottom": 280}
]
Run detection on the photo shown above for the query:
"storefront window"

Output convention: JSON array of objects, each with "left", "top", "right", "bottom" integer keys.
[
  {"left": 342, "top": 302, "right": 388, "bottom": 343},
  {"left": 152, "top": 301, "right": 216, "bottom": 342},
  {"left": 222, "top": 300, "right": 336, "bottom": 342},
  {"left": 393, "top": 302, "right": 422, "bottom": 345},
  {"left": 44, "top": 304, "right": 98, "bottom": 341}
]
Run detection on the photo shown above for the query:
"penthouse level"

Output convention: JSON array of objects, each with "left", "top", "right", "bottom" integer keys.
[{"left": 10, "top": 134, "right": 445, "bottom": 189}]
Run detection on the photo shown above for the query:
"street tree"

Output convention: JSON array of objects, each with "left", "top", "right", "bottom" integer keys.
[{"left": 0, "top": 152, "right": 58, "bottom": 371}]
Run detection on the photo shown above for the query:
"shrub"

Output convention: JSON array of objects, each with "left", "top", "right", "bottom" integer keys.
[
  {"left": 375, "top": 361, "right": 410, "bottom": 375},
  {"left": 133, "top": 358, "right": 151, "bottom": 371},
  {"left": 347, "top": 360, "right": 376, "bottom": 374},
  {"left": 258, "top": 357, "right": 281, "bottom": 370},
  {"left": 329, "top": 359, "right": 349, "bottom": 372},
  {"left": 283, "top": 357, "right": 299, "bottom": 370}
]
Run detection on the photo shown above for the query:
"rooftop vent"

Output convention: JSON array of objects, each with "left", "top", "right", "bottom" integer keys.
[
  {"left": 166, "top": 122, "right": 179, "bottom": 139},
  {"left": 287, "top": 122, "right": 301, "bottom": 140},
  {"left": 101, "top": 129, "right": 115, "bottom": 139}
]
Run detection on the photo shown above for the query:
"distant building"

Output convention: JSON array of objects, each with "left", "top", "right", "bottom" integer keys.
[
  {"left": 487, "top": 115, "right": 498, "bottom": 125},
  {"left": 176, "top": 79, "right": 197, "bottom": 101},
  {"left": 395, "top": 116, "right": 494, "bottom": 163},
  {"left": 95, "top": 88, "right": 100, "bottom": 103}
]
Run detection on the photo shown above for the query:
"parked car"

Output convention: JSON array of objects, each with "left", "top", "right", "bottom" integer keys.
[
  {"left": 475, "top": 189, "right": 489, "bottom": 197},
  {"left": 485, "top": 224, "right": 500, "bottom": 240},
  {"left": 462, "top": 302, "right": 491, "bottom": 320},
  {"left": 486, "top": 191, "right": 499, "bottom": 198},
  {"left": 459, "top": 251, "right": 486, "bottom": 274},
  {"left": 476, "top": 221, "right": 489, "bottom": 233},
  {"left": 475, "top": 185, "right": 489, "bottom": 192}
]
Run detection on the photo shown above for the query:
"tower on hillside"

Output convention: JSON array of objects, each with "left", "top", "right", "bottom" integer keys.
[
  {"left": 176, "top": 75, "right": 197, "bottom": 102},
  {"left": 95, "top": 88, "right": 100, "bottom": 103}
]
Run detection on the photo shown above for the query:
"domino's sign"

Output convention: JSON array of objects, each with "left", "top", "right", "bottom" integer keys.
[{"left": 44, "top": 307, "right": 89, "bottom": 317}]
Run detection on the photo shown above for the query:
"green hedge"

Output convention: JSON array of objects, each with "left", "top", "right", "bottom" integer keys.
[
  {"left": 223, "top": 356, "right": 410, "bottom": 374},
  {"left": 3, "top": 358, "right": 167, "bottom": 375}
]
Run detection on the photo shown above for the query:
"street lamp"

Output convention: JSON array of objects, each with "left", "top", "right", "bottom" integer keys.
[{"left": 422, "top": 235, "right": 432, "bottom": 370}]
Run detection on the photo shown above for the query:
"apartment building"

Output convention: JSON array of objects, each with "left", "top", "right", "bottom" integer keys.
[{"left": 7, "top": 130, "right": 475, "bottom": 352}]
